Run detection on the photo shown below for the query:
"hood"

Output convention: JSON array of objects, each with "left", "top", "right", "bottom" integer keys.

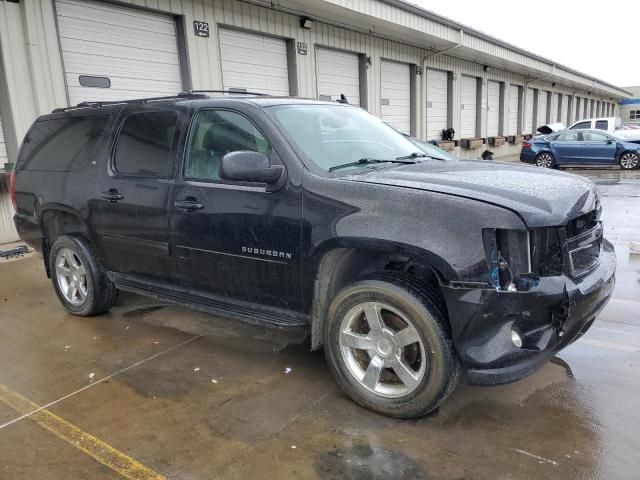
[
  {"left": 343, "top": 160, "right": 599, "bottom": 227},
  {"left": 537, "top": 123, "right": 566, "bottom": 134}
]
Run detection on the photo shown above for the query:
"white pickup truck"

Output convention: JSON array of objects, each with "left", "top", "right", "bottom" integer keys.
[{"left": 568, "top": 117, "right": 640, "bottom": 143}]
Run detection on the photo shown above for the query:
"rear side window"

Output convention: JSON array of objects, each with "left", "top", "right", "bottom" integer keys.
[
  {"left": 594, "top": 120, "right": 608, "bottom": 130},
  {"left": 18, "top": 114, "right": 111, "bottom": 172},
  {"left": 114, "top": 110, "right": 178, "bottom": 177},
  {"left": 557, "top": 132, "right": 579, "bottom": 142},
  {"left": 570, "top": 121, "right": 591, "bottom": 130}
]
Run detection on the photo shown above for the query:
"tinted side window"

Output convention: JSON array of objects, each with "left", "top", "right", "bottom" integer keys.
[
  {"left": 582, "top": 132, "right": 608, "bottom": 142},
  {"left": 557, "top": 132, "right": 579, "bottom": 142},
  {"left": 594, "top": 120, "right": 608, "bottom": 131},
  {"left": 114, "top": 111, "right": 178, "bottom": 177},
  {"left": 185, "top": 110, "right": 271, "bottom": 181},
  {"left": 571, "top": 121, "right": 591, "bottom": 130},
  {"left": 18, "top": 115, "right": 111, "bottom": 172}
]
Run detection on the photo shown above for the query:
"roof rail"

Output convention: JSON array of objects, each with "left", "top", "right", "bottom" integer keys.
[
  {"left": 180, "top": 89, "right": 268, "bottom": 97},
  {"left": 50, "top": 92, "right": 208, "bottom": 113}
]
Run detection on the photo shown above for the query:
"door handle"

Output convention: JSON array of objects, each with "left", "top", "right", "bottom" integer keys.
[
  {"left": 101, "top": 189, "right": 124, "bottom": 202},
  {"left": 174, "top": 198, "right": 204, "bottom": 212}
]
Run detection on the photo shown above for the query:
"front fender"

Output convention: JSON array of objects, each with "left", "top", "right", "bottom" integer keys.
[{"left": 303, "top": 174, "right": 526, "bottom": 283}]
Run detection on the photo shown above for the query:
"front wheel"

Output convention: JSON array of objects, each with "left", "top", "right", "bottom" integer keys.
[
  {"left": 620, "top": 151, "right": 639, "bottom": 170},
  {"left": 535, "top": 152, "right": 555, "bottom": 168},
  {"left": 324, "top": 273, "right": 459, "bottom": 418}
]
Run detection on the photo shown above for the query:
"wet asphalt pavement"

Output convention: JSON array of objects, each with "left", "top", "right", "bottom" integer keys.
[{"left": 0, "top": 165, "right": 639, "bottom": 480}]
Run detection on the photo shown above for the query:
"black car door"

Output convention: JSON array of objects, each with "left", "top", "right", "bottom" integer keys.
[
  {"left": 90, "top": 104, "right": 183, "bottom": 281},
  {"left": 170, "top": 107, "right": 303, "bottom": 311}
]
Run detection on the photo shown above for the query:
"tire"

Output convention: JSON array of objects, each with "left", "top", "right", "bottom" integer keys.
[
  {"left": 324, "top": 272, "right": 459, "bottom": 418},
  {"left": 619, "top": 151, "right": 639, "bottom": 170},
  {"left": 535, "top": 152, "right": 555, "bottom": 168},
  {"left": 49, "top": 235, "right": 118, "bottom": 316}
]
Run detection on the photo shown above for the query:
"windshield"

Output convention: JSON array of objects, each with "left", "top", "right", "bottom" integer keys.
[
  {"left": 405, "top": 137, "right": 457, "bottom": 161},
  {"left": 267, "top": 104, "right": 424, "bottom": 172}
]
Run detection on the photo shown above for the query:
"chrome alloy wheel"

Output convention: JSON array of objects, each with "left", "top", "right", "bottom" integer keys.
[
  {"left": 55, "top": 248, "right": 88, "bottom": 305},
  {"left": 536, "top": 153, "right": 553, "bottom": 168},
  {"left": 620, "top": 152, "right": 639, "bottom": 170},
  {"left": 339, "top": 302, "right": 427, "bottom": 398}
]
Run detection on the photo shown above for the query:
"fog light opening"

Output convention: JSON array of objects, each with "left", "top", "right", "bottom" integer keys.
[{"left": 511, "top": 329, "right": 523, "bottom": 348}]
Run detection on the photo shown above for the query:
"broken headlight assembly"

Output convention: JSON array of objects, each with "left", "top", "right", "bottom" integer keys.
[{"left": 482, "top": 229, "right": 540, "bottom": 292}]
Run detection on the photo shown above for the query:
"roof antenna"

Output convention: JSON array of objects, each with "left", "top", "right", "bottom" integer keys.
[{"left": 337, "top": 94, "right": 349, "bottom": 104}]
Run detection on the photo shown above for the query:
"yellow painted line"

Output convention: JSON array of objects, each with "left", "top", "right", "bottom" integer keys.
[{"left": 0, "top": 383, "right": 166, "bottom": 480}]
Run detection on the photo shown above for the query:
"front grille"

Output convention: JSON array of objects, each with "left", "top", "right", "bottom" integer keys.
[
  {"left": 566, "top": 222, "right": 603, "bottom": 278},
  {"left": 530, "top": 209, "right": 602, "bottom": 278}
]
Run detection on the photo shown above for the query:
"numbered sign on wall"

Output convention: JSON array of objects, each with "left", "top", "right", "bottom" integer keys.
[{"left": 193, "top": 21, "right": 209, "bottom": 37}]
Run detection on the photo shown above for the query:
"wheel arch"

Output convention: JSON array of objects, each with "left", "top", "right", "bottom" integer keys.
[
  {"left": 619, "top": 149, "right": 640, "bottom": 169},
  {"left": 40, "top": 206, "right": 91, "bottom": 278},
  {"left": 309, "top": 238, "right": 455, "bottom": 350}
]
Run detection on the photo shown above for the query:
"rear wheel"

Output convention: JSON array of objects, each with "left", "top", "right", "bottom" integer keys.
[
  {"left": 535, "top": 152, "right": 555, "bottom": 168},
  {"left": 50, "top": 235, "right": 117, "bottom": 316},
  {"left": 620, "top": 151, "right": 639, "bottom": 170},
  {"left": 324, "top": 272, "right": 459, "bottom": 418}
]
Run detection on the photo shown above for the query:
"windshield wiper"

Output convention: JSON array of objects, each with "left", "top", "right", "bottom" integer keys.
[
  {"left": 328, "top": 157, "right": 417, "bottom": 172},
  {"left": 395, "top": 151, "right": 430, "bottom": 160}
]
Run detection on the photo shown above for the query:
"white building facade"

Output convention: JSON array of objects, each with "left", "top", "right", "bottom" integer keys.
[{"left": 0, "top": 0, "right": 631, "bottom": 242}]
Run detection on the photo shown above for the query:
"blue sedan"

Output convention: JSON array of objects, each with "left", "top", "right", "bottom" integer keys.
[{"left": 520, "top": 129, "right": 640, "bottom": 169}]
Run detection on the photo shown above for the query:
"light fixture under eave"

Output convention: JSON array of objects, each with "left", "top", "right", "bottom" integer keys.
[{"left": 301, "top": 17, "right": 313, "bottom": 29}]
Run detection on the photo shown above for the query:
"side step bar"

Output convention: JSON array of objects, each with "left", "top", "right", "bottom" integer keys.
[{"left": 110, "top": 273, "right": 309, "bottom": 329}]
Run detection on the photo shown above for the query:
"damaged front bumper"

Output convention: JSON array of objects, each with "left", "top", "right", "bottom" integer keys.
[{"left": 442, "top": 239, "right": 616, "bottom": 386}]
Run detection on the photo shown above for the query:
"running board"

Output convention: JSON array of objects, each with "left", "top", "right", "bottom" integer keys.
[{"left": 110, "top": 273, "right": 309, "bottom": 329}]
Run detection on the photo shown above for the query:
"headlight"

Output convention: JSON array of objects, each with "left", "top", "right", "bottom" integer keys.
[{"left": 483, "top": 229, "right": 538, "bottom": 291}]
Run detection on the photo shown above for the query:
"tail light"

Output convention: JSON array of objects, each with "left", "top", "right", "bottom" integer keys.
[
  {"left": 9, "top": 169, "right": 17, "bottom": 210},
  {"left": 522, "top": 141, "right": 532, "bottom": 148}
]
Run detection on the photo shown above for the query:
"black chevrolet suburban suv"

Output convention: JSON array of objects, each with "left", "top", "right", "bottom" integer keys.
[{"left": 11, "top": 93, "right": 616, "bottom": 418}]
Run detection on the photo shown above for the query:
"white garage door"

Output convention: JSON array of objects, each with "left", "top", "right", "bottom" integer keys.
[
  {"left": 460, "top": 75, "right": 477, "bottom": 138},
  {"left": 574, "top": 97, "right": 581, "bottom": 121},
  {"left": 380, "top": 60, "right": 411, "bottom": 134},
  {"left": 584, "top": 99, "right": 588, "bottom": 119},
  {"left": 538, "top": 90, "right": 549, "bottom": 128},
  {"left": 508, "top": 85, "right": 520, "bottom": 136},
  {"left": 317, "top": 48, "right": 360, "bottom": 106},
  {"left": 56, "top": 0, "right": 182, "bottom": 105},
  {"left": 487, "top": 80, "right": 500, "bottom": 137},
  {"left": 562, "top": 95, "right": 569, "bottom": 124},
  {"left": 525, "top": 87, "right": 535, "bottom": 134},
  {"left": 426, "top": 69, "right": 448, "bottom": 140},
  {"left": 553, "top": 93, "right": 562, "bottom": 122},
  {"left": 0, "top": 117, "right": 7, "bottom": 167},
  {"left": 219, "top": 29, "right": 289, "bottom": 96}
]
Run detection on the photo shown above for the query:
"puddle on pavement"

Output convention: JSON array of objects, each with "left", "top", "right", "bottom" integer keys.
[{"left": 316, "top": 444, "right": 426, "bottom": 480}]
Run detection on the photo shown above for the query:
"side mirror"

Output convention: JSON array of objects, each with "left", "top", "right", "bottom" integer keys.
[
  {"left": 220, "top": 151, "right": 284, "bottom": 184},
  {"left": 606, "top": 139, "right": 614, "bottom": 144}
]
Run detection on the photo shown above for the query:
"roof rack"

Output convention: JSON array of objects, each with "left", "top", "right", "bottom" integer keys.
[
  {"left": 50, "top": 92, "right": 208, "bottom": 113},
  {"left": 180, "top": 89, "right": 268, "bottom": 97},
  {"left": 50, "top": 90, "right": 269, "bottom": 114}
]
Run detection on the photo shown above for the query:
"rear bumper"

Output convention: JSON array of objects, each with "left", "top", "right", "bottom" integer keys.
[
  {"left": 14, "top": 212, "right": 43, "bottom": 252},
  {"left": 519, "top": 150, "right": 536, "bottom": 163},
  {"left": 442, "top": 239, "right": 616, "bottom": 385}
]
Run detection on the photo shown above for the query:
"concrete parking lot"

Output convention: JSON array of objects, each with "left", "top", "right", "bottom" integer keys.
[{"left": 0, "top": 166, "right": 638, "bottom": 480}]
